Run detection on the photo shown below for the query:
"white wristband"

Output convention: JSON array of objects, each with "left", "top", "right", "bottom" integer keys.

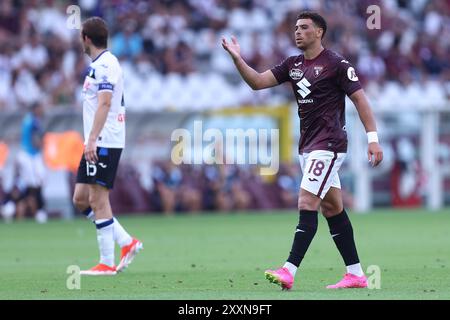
[{"left": 367, "top": 131, "right": 379, "bottom": 144}]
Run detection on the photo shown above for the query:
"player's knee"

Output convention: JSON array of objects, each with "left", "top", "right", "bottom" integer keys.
[
  {"left": 298, "top": 193, "right": 319, "bottom": 211},
  {"left": 321, "top": 201, "right": 339, "bottom": 217},
  {"left": 72, "top": 194, "right": 88, "bottom": 211}
]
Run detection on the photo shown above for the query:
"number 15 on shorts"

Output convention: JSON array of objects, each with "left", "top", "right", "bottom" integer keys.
[{"left": 86, "top": 162, "right": 97, "bottom": 176}]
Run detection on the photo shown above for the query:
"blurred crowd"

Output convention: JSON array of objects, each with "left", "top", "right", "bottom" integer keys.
[
  {"left": 1, "top": 0, "right": 449, "bottom": 112},
  {"left": 147, "top": 161, "right": 302, "bottom": 213},
  {"left": 108, "top": 161, "right": 301, "bottom": 214},
  {"left": 105, "top": 160, "right": 355, "bottom": 214}
]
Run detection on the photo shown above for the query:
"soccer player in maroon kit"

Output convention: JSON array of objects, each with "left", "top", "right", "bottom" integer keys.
[{"left": 222, "top": 11, "right": 383, "bottom": 289}]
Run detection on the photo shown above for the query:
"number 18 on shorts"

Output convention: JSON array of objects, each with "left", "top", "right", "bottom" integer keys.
[{"left": 299, "top": 150, "right": 346, "bottom": 199}]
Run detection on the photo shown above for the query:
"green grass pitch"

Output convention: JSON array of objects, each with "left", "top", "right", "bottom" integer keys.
[{"left": 0, "top": 209, "right": 449, "bottom": 300}]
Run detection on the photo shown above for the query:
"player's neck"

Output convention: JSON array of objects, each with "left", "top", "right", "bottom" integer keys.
[
  {"left": 303, "top": 44, "right": 324, "bottom": 60},
  {"left": 90, "top": 47, "right": 107, "bottom": 61}
]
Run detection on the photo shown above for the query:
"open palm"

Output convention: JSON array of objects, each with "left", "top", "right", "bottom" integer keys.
[{"left": 221, "top": 36, "right": 241, "bottom": 60}]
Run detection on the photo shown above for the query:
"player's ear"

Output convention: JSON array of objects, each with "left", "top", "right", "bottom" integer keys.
[
  {"left": 317, "top": 28, "right": 323, "bottom": 39},
  {"left": 82, "top": 33, "right": 90, "bottom": 44}
]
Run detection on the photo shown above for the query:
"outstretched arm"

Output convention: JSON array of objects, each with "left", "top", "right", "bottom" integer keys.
[
  {"left": 222, "top": 36, "right": 278, "bottom": 90},
  {"left": 349, "top": 89, "right": 383, "bottom": 167}
]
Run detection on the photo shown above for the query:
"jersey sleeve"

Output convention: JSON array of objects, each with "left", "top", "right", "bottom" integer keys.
[
  {"left": 270, "top": 56, "right": 293, "bottom": 84},
  {"left": 95, "top": 62, "right": 119, "bottom": 92},
  {"left": 336, "top": 59, "right": 362, "bottom": 96}
]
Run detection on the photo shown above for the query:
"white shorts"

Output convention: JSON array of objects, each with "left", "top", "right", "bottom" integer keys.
[
  {"left": 299, "top": 150, "right": 346, "bottom": 199},
  {"left": 17, "top": 150, "right": 46, "bottom": 188}
]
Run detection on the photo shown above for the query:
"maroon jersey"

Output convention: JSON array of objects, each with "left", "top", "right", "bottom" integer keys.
[{"left": 271, "top": 49, "right": 362, "bottom": 154}]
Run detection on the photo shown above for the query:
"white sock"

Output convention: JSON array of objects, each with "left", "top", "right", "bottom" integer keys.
[
  {"left": 95, "top": 219, "right": 115, "bottom": 267},
  {"left": 346, "top": 263, "right": 364, "bottom": 277},
  {"left": 87, "top": 209, "right": 132, "bottom": 248},
  {"left": 283, "top": 261, "right": 297, "bottom": 277},
  {"left": 113, "top": 217, "right": 133, "bottom": 247}
]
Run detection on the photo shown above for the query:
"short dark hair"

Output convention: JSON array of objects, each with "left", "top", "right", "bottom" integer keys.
[
  {"left": 82, "top": 17, "right": 108, "bottom": 48},
  {"left": 297, "top": 11, "right": 327, "bottom": 39}
]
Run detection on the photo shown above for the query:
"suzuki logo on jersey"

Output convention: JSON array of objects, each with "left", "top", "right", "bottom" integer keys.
[
  {"left": 289, "top": 69, "right": 304, "bottom": 80},
  {"left": 296, "top": 77, "right": 311, "bottom": 98}
]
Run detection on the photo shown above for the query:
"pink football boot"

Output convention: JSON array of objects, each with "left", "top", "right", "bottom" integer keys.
[
  {"left": 326, "top": 273, "right": 368, "bottom": 289},
  {"left": 264, "top": 267, "right": 294, "bottom": 290}
]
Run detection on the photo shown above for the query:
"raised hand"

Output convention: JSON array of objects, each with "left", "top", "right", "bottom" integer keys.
[{"left": 221, "top": 36, "right": 241, "bottom": 60}]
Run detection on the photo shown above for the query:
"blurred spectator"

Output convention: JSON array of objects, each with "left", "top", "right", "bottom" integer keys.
[
  {"left": 0, "top": 163, "right": 29, "bottom": 223},
  {"left": 0, "top": 0, "right": 21, "bottom": 36},
  {"left": 111, "top": 19, "right": 143, "bottom": 60},
  {"left": 276, "top": 163, "right": 300, "bottom": 209},
  {"left": 1, "top": 102, "right": 48, "bottom": 223},
  {"left": 150, "top": 161, "right": 182, "bottom": 214},
  {"left": 18, "top": 31, "right": 49, "bottom": 72},
  {"left": 15, "top": 101, "right": 48, "bottom": 223}
]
